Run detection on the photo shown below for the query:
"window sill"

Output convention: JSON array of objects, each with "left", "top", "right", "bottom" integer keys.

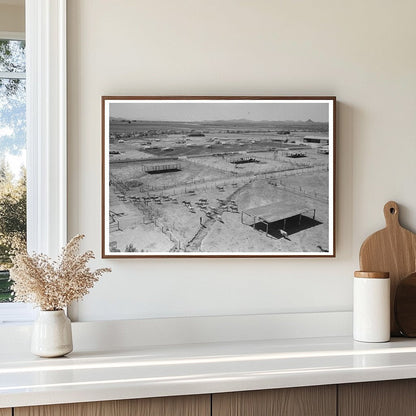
[{"left": 0, "top": 303, "right": 36, "bottom": 324}]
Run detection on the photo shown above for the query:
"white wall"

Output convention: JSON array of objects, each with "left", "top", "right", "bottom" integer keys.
[{"left": 67, "top": 0, "right": 416, "bottom": 322}]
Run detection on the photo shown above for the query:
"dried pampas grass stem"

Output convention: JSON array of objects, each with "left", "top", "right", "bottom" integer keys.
[{"left": 10, "top": 234, "right": 111, "bottom": 311}]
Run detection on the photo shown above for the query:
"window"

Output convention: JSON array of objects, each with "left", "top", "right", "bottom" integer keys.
[
  {"left": 0, "top": 33, "right": 34, "bottom": 322},
  {"left": 0, "top": 1, "right": 67, "bottom": 324},
  {"left": 0, "top": 36, "right": 26, "bottom": 301}
]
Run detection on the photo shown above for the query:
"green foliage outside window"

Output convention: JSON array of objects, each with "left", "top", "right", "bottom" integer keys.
[{"left": 0, "top": 39, "right": 27, "bottom": 302}]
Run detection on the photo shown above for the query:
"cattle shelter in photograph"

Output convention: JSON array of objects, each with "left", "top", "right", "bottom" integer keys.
[
  {"left": 303, "top": 136, "right": 329, "bottom": 145},
  {"left": 241, "top": 202, "right": 318, "bottom": 239}
]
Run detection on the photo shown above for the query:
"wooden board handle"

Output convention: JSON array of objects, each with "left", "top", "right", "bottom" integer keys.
[{"left": 384, "top": 201, "right": 400, "bottom": 228}]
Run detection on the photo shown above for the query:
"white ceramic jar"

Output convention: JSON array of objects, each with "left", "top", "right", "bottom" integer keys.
[
  {"left": 31, "top": 310, "right": 73, "bottom": 357},
  {"left": 353, "top": 271, "right": 390, "bottom": 343}
]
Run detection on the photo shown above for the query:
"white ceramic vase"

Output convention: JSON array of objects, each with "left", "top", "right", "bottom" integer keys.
[
  {"left": 353, "top": 271, "right": 390, "bottom": 343},
  {"left": 31, "top": 310, "right": 73, "bottom": 357}
]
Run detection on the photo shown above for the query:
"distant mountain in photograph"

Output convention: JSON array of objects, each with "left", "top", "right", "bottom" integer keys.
[{"left": 110, "top": 117, "right": 326, "bottom": 125}]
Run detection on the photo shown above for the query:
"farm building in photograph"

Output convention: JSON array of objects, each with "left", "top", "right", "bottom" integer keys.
[
  {"left": 241, "top": 201, "right": 317, "bottom": 239},
  {"left": 143, "top": 163, "right": 182, "bottom": 174},
  {"left": 303, "top": 136, "right": 329, "bottom": 145}
]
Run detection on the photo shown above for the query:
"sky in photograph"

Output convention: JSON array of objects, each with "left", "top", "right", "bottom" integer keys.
[{"left": 110, "top": 101, "right": 330, "bottom": 123}]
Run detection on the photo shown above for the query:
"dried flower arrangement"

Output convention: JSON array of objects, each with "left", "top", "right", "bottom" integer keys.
[{"left": 10, "top": 234, "right": 111, "bottom": 311}]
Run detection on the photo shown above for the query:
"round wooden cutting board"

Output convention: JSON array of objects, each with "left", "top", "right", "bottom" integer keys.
[
  {"left": 359, "top": 201, "right": 416, "bottom": 336},
  {"left": 395, "top": 272, "right": 416, "bottom": 337}
]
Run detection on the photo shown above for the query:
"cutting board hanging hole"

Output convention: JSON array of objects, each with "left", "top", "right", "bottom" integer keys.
[{"left": 384, "top": 201, "right": 400, "bottom": 227}]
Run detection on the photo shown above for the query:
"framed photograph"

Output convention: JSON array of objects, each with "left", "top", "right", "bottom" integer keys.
[{"left": 102, "top": 96, "right": 336, "bottom": 258}]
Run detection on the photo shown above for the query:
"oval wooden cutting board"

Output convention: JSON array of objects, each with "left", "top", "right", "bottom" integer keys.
[{"left": 359, "top": 201, "right": 416, "bottom": 336}]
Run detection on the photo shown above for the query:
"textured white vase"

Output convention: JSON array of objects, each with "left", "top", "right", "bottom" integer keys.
[{"left": 31, "top": 310, "right": 73, "bottom": 357}]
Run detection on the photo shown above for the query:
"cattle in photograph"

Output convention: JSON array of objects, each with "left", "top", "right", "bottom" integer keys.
[
  {"left": 241, "top": 201, "right": 316, "bottom": 238},
  {"left": 143, "top": 163, "right": 182, "bottom": 174}
]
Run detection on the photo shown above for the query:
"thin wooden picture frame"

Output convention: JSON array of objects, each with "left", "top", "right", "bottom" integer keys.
[{"left": 102, "top": 96, "right": 336, "bottom": 258}]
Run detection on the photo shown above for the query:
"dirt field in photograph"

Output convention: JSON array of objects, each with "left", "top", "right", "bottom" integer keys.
[
  {"left": 108, "top": 187, "right": 173, "bottom": 253},
  {"left": 279, "top": 170, "right": 329, "bottom": 198},
  {"left": 199, "top": 178, "right": 328, "bottom": 253},
  {"left": 109, "top": 172, "right": 329, "bottom": 254},
  {"left": 111, "top": 158, "right": 236, "bottom": 191},
  {"left": 107, "top": 118, "right": 331, "bottom": 254}
]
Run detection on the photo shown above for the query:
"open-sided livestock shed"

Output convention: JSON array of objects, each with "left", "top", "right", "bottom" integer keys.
[
  {"left": 143, "top": 163, "right": 182, "bottom": 174},
  {"left": 303, "top": 136, "right": 329, "bottom": 145},
  {"left": 230, "top": 156, "right": 259, "bottom": 164},
  {"left": 241, "top": 201, "right": 316, "bottom": 237}
]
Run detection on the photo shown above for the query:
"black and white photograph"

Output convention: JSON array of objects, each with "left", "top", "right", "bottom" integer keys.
[{"left": 102, "top": 97, "right": 335, "bottom": 257}]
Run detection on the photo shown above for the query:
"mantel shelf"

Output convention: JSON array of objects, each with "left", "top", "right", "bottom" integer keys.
[{"left": 2, "top": 336, "right": 416, "bottom": 409}]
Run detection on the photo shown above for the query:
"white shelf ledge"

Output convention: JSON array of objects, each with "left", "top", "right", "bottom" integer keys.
[{"left": 2, "top": 335, "right": 416, "bottom": 408}]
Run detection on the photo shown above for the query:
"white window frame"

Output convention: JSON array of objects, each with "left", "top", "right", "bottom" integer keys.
[{"left": 0, "top": 0, "right": 67, "bottom": 324}]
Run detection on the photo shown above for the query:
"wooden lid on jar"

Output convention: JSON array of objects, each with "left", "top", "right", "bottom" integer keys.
[{"left": 354, "top": 271, "right": 390, "bottom": 279}]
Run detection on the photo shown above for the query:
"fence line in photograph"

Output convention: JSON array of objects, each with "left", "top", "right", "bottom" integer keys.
[
  {"left": 268, "top": 180, "right": 329, "bottom": 203},
  {"left": 142, "top": 215, "right": 183, "bottom": 252},
  {"left": 137, "top": 164, "right": 328, "bottom": 195}
]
